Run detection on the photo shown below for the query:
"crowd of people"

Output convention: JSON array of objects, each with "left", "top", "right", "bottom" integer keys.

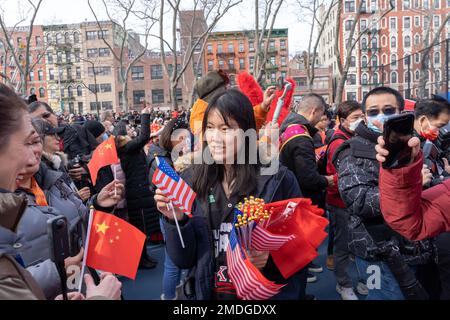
[{"left": 0, "top": 68, "right": 449, "bottom": 301}]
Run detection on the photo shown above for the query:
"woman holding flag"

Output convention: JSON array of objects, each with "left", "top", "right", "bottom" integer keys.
[
  {"left": 155, "top": 89, "right": 326, "bottom": 300},
  {"left": 115, "top": 105, "right": 159, "bottom": 269}
]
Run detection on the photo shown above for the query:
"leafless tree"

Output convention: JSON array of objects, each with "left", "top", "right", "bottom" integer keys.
[
  {"left": 88, "top": 0, "right": 158, "bottom": 112},
  {"left": 295, "top": 0, "right": 337, "bottom": 92},
  {"left": 253, "top": 0, "right": 284, "bottom": 85},
  {"left": 151, "top": 0, "right": 242, "bottom": 110},
  {"left": 333, "top": 0, "right": 394, "bottom": 104},
  {"left": 0, "top": 0, "right": 47, "bottom": 95},
  {"left": 80, "top": 57, "right": 101, "bottom": 117}
]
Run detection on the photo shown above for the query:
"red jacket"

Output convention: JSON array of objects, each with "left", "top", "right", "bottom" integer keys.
[
  {"left": 325, "top": 127, "right": 352, "bottom": 208},
  {"left": 380, "top": 153, "right": 450, "bottom": 241}
]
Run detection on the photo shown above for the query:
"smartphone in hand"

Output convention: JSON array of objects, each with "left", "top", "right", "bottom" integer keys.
[{"left": 382, "top": 113, "right": 415, "bottom": 169}]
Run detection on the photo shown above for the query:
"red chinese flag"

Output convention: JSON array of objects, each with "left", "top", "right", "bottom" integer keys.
[
  {"left": 87, "top": 136, "right": 119, "bottom": 185},
  {"left": 85, "top": 211, "right": 145, "bottom": 280},
  {"left": 265, "top": 198, "right": 329, "bottom": 279}
]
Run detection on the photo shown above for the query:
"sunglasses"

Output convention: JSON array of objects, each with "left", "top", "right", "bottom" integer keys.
[{"left": 366, "top": 107, "right": 397, "bottom": 117}]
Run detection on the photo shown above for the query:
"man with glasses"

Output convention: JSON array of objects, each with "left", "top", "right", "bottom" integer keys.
[{"left": 333, "top": 87, "right": 433, "bottom": 300}]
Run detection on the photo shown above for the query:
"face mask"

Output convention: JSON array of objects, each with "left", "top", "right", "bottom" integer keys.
[
  {"left": 349, "top": 118, "right": 364, "bottom": 132},
  {"left": 419, "top": 117, "right": 439, "bottom": 141},
  {"left": 367, "top": 114, "right": 390, "bottom": 133},
  {"left": 102, "top": 133, "right": 109, "bottom": 142}
]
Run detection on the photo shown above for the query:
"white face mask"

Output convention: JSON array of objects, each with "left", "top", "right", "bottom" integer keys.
[{"left": 349, "top": 118, "right": 364, "bottom": 132}]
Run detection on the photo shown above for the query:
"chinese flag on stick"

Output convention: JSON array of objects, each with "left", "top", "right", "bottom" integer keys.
[
  {"left": 85, "top": 211, "right": 145, "bottom": 280},
  {"left": 87, "top": 136, "right": 119, "bottom": 185}
]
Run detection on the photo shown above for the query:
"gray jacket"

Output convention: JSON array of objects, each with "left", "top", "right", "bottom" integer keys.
[{"left": 14, "top": 163, "right": 88, "bottom": 299}]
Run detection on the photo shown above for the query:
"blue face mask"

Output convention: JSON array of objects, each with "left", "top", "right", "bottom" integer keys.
[
  {"left": 367, "top": 114, "right": 390, "bottom": 133},
  {"left": 102, "top": 133, "right": 109, "bottom": 141}
]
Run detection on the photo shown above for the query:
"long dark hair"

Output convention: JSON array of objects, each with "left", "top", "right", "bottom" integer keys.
[{"left": 192, "top": 89, "right": 260, "bottom": 200}]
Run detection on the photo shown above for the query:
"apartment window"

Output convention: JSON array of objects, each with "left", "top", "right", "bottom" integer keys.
[
  {"left": 350, "top": 56, "right": 356, "bottom": 67},
  {"left": 56, "top": 33, "right": 63, "bottom": 44},
  {"left": 347, "top": 92, "right": 357, "bottom": 101},
  {"left": 391, "top": 72, "right": 398, "bottom": 83},
  {"left": 281, "top": 56, "right": 287, "bottom": 66},
  {"left": 345, "top": 20, "right": 354, "bottom": 31},
  {"left": 404, "top": 36, "right": 411, "bottom": 48},
  {"left": 74, "top": 32, "right": 80, "bottom": 43},
  {"left": 360, "top": 19, "right": 367, "bottom": 31},
  {"left": 347, "top": 74, "right": 356, "bottom": 85},
  {"left": 69, "top": 103, "right": 74, "bottom": 114},
  {"left": 151, "top": 89, "right": 164, "bottom": 104},
  {"left": 90, "top": 102, "right": 100, "bottom": 111},
  {"left": 415, "top": 53, "right": 421, "bottom": 64},
  {"left": 87, "top": 49, "right": 97, "bottom": 58},
  {"left": 344, "top": 1, "right": 355, "bottom": 12},
  {"left": 269, "top": 56, "right": 276, "bottom": 65},
  {"left": 86, "top": 31, "right": 97, "bottom": 40},
  {"left": 372, "top": 55, "right": 378, "bottom": 68},
  {"left": 228, "top": 43, "right": 234, "bottom": 53},
  {"left": 77, "top": 86, "right": 83, "bottom": 97},
  {"left": 269, "top": 40, "right": 275, "bottom": 50},
  {"left": 415, "top": 70, "right": 420, "bottom": 81},
  {"left": 132, "top": 90, "right": 145, "bottom": 105},
  {"left": 99, "top": 48, "right": 110, "bottom": 57},
  {"left": 67, "top": 67, "right": 72, "bottom": 79},
  {"left": 67, "top": 86, "right": 73, "bottom": 97},
  {"left": 434, "top": 52, "right": 441, "bottom": 64},
  {"left": 403, "top": 0, "right": 410, "bottom": 9},
  {"left": 98, "top": 30, "right": 109, "bottom": 39},
  {"left": 167, "top": 64, "right": 181, "bottom": 76},
  {"left": 390, "top": 17, "right": 397, "bottom": 29},
  {"left": 131, "top": 66, "right": 144, "bottom": 80},
  {"left": 435, "top": 70, "right": 441, "bottom": 82},
  {"left": 65, "top": 51, "right": 71, "bottom": 63},
  {"left": 102, "top": 101, "right": 112, "bottom": 110},
  {"left": 238, "top": 42, "right": 244, "bottom": 53},
  {"left": 208, "top": 60, "right": 213, "bottom": 71},
  {"left": 49, "top": 68, "right": 55, "bottom": 80},
  {"left": 88, "top": 84, "right": 99, "bottom": 93},
  {"left": 361, "top": 37, "right": 367, "bottom": 49},
  {"left": 75, "top": 50, "right": 81, "bottom": 62},
  {"left": 78, "top": 102, "right": 83, "bottom": 114},
  {"left": 90, "top": 66, "right": 111, "bottom": 76},
  {"left": 228, "top": 58, "right": 235, "bottom": 70},
  {"left": 38, "top": 70, "right": 43, "bottom": 81},
  {"left": 373, "top": 73, "right": 379, "bottom": 85},
  {"left": 176, "top": 88, "right": 183, "bottom": 102},
  {"left": 218, "top": 44, "right": 223, "bottom": 53},
  {"left": 362, "top": 73, "right": 368, "bottom": 85},
  {"left": 39, "top": 87, "right": 45, "bottom": 98},
  {"left": 280, "top": 40, "right": 286, "bottom": 50},
  {"left": 249, "top": 41, "right": 255, "bottom": 52},
  {"left": 46, "top": 34, "right": 52, "bottom": 44},
  {"left": 371, "top": 37, "right": 378, "bottom": 49},
  {"left": 405, "top": 71, "right": 411, "bottom": 82},
  {"left": 57, "top": 51, "right": 63, "bottom": 63},
  {"left": 29, "top": 71, "right": 35, "bottom": 81},
  {"left": 100, "top": 83, "right": 112, "bottom": 93},
  {"left": 391, "top": 36, "right": 396, "bottom": 48},
  {"left": 35, "top": 36, "right": 42, "bottom": 47},
  {"left": 434, "top": 0, "right": 440, "bottom": 9},
  {"left": 415, "top": 34, "right": 421, "bottom": 46},
  {"left": 65, "top": 32, "right": 71, "bottom": 44},
  {"left": 391, "top": 54, "right": 397, "bottom": 67},
  {"left": 361, "top": 56, "right": 368, "bottom": 68},
  {"left": 434, "top": 15, "right": 440, "bottom": 28},
  {"left": 415, "top": 16, "right": 420, "bottom": 27},
  {"left": 207, "top": 44, "right": 213, "bottom": 54},
  {"left": 249, "top": 57, "right": 255, "bottom": 69},
  {"left": 239, "top": 58, "right": 245, "bottom": 69},
  {"left": 151, "top": 65, "right": 163, "bottom": 79},
  {"left": 47, "top": 51, "right": 53, "bottom": 64},
  {"left": 219, "top": 60, "right": 224, "bottom": 69},
  {"left": 404, "top": 17, "right": 411, "bottom": 29}
]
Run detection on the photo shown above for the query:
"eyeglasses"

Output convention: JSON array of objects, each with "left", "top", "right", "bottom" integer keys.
[{"left": 366, "top": 107, "right": 397, "bottom": 117}]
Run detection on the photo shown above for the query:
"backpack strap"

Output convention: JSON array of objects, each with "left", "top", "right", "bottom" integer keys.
[{"left": 280, "top": 124, "right": 312, "bottom": 152}]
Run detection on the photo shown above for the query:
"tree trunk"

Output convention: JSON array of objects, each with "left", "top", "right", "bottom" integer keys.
[
  {"left": 171, "top": 84, "right": 178, "bottom": 110},
  {"left": 122, "top": 80, "right": 129, "bottom": 113}
]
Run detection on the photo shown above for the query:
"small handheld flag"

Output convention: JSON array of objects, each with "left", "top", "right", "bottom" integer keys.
[{"left": 87, "top": 136, "right": 119, "bottom": 185}]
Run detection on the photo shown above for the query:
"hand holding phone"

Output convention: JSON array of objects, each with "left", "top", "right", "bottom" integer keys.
[{"left": 382, "top": 114, "right": 415, "bottom": 169}]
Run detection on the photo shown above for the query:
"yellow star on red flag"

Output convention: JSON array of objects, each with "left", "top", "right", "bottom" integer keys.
[{"left": 96, "top": 221, "right": 110, "bottom": 235}]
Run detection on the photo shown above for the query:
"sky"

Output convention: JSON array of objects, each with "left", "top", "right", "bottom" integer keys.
[{"left": 0, "top": 0, "right": 313, "bottom": 57}]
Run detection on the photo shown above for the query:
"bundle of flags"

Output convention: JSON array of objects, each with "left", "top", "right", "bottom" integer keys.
[{"left": 226, "top": 197, "right": 329, "bottom": 299}]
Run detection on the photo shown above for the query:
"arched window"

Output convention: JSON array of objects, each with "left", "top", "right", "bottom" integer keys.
[
  {"left": 77, "top": 86, "right": 83, "bottom": 97},
  {"left": 373, "top": 73, "right": 379, "bottom": 84},
  {"left": 46, "top": 33, "right": 52, "bottom": 44},
  {"left": 350, "top": 56, "right": 356, "bottom": 67},
  {"left": 391, "top": 71, "right": 398, "bottom": 83},
  {"left": 404, "top": 36, "right": 411, "bottom": 48},
  {"left": 414, "top": 34, "right": 420, "bottom": 46},
  {"left": 362, "top": 73, "right": 368, "bottom": 85},
  {"left": 362, "top": 55, "right": 368, "bottom": 68},
  {"left": 405, "top": 71, "right": 411, "bottom": 82},
  {"left": 68, "top": 86, "right": 73, "bottom": 97},
  {"left": 391, "top": 36, "right": 396, "bottom": 48},
  {"left": 371, "top": 37, "right": 378, "bottom": 49},
  {"left": 434, "top": 52, "right": 441, "bottom": 64},
  {"left": 56, "top": 33, "right": 63, "bottom": 44},
  {"left": 65, "top": 32, "right": 70, "bottom": 44},
  {"left": 30, "top": 88, "right": 36, "bottom": 95},
  {"left": 361, "top": 37, "right": 367, "bottom": 49},
  {"left": 39, "top": 87, "right": 45, "bottom": 98},
  {"left": 415, "top": 70, "right": 420, "bottom": 81},
  {"left": 435, "top": 70, "right": 441, "bottom": 82},
  {"left": 391, "top": 54, "right": 397, "bottom": 67},
  {"left": 372, "top": 55, "right": 378, "bottom": 68}
]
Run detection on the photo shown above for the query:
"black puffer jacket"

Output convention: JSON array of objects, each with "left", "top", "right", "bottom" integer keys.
[
  {"left": 280, "top": 113, "right": 328, "bottom": 207},
  {"left": 117, "top": 114, "right": 159, "bottom": 236},
  {"left": 61, "top": 124, "right": 99, "bottom": 160},
  {"left": 333, "top": 122, "right": 434, "bottom": 264}
]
